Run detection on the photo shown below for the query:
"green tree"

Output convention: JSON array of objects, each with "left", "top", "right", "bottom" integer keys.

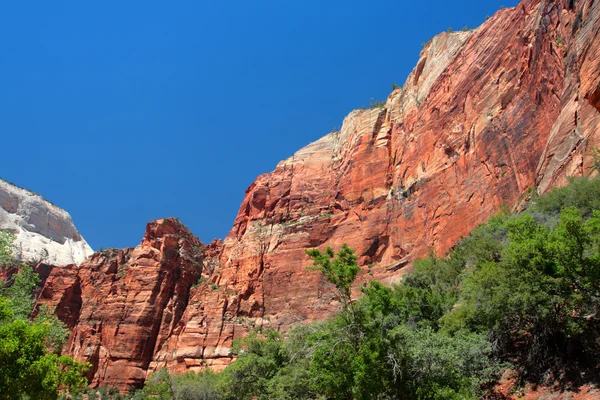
[
  {"left": 306, "top": 244, "right": 359, "bottom": 309},
  {"left": 173, "top": 370, "right": 222, "bottom": 400},
  {"left": 1, "top": 264, "right": 40, "bottom": 319},
  {"left": 530, "top": 176, "right": 600, "bottom": 218},
  {"left": 135, "top": 369, "right": 175, "bottom": 400},
  {"left": 305, "top": 245, "right": 364, "bottom": 399},
  {"left": 386, "top": 326, "right": 494, "bottom": 399},
  {"left": 0, "top": 230, "right": 89, "bottom": 399},
  {"left": 265, "top": 325, "right": 315, "bottom": 400},
  {"left": 443, "top": 206, "right": 600, "bottom": 380},
  {"left": 306, "top": 247, "right": 395, "bottom": 399},
  {"left": 219, "top": 330, "right": 288, "bottom": 400},
  {"left": 0, "top": 296, "right": 88, "bottom": 399}
]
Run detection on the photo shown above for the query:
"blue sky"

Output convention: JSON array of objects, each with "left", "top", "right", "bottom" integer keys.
[{"left": 0, "top": 0, "right": 517, "bottom": 250}]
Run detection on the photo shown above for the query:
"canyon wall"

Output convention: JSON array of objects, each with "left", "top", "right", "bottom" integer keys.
[
  {"left": 167, "top": 0, "right": 600, "bottom": 373},
  {"left": 33, "top": 0, "right": 600, "bottom": 390}
]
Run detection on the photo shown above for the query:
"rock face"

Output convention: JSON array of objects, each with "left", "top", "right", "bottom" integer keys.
[
  {"left": 0, "top": 178, "right": 93, "bottom": 266},
  {"left": 35, "top": 0, "right": 600, "bottom": 391},
  {"left": 36, "top": 218, "right": 204, "bottom": 389},
  {"left": 173, "top": 0, "right": 600, "bottom": 372}
]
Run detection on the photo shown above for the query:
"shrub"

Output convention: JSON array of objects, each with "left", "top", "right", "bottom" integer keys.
[
  {"left": 0, "top": 231, "right": 14, "bottom": 267},
  {"left": 443, "top": 204, "right": 600, "bottom": 381},
  {"left": 218, "top": 330, "right": 288, "bottom": 399},
  {"left": 369, "top": 98, "right": 387, "bottom": 109}
]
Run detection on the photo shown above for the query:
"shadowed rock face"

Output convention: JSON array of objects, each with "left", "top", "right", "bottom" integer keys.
[
  {"left": 35, "top": 0, "right": 600, "bottom": 391},
  {"left": 0, "top": 179, "right": 93, "bottom": 265}
]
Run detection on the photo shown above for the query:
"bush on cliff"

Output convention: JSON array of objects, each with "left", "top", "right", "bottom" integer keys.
[{"left": 0, "top": 231, "right": 13, "bottom": 266}]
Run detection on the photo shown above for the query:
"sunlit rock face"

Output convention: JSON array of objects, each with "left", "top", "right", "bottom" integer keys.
[
  {"left": 173, "top": 0, "right": 600, "bottom": 373},
  {"left": 35, "top": 0, "right": 600, "bottom": 391},
  {"left": 0, "top": 178, "right": 93, "bottom": 266}
]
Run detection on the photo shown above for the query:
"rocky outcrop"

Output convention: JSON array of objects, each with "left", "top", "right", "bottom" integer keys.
[
  {"left": 35, "top": 0, "right": 600, "bottom": 391},
  {"left": 0, "top": 178, "right": 93, "bottom": 266},
  {"left": 36, "top": 218, "right": 204, "bottom": 389}
]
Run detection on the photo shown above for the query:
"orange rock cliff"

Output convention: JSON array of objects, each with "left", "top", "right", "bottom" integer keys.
[{"left": 33, "top": 0, "right": 600, "bottom": 391}]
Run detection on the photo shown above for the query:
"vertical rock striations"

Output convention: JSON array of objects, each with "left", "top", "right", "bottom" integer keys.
[
  {"left": 88, "top": 0, "right": 599, "bottom": 383},
  {"left": 165, "top": 0, "right": 600, "bottom": 374},
  {"left": 34, "top": 0, "right": 600, "bottom": 391}
]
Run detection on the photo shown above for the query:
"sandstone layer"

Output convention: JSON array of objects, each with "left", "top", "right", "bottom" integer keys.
[
  {"left": 0, "top": 178, "right": 93, "bottom": 265},
  {"left": 34, "top": 0, "right": 600, "bottom": 391}
]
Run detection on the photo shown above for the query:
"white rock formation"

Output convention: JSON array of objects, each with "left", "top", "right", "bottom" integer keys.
[{"left": 0, "top": 178, "right": 93, "bottom": 266}]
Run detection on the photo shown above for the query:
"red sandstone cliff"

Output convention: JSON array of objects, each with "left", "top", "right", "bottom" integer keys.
[
  {"left": 35, "top": 0, "right": 600, "bottom": 391},
  {"left": 37, "top": 218, "right": 205, "bottom": 388}
]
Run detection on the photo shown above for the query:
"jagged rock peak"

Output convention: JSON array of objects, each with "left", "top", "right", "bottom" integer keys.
[{"left": 144, "top": 217, "right": 197, "bottom": 242}]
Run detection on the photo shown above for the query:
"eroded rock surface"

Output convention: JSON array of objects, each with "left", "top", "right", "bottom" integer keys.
[
  {"left": 0, "top": 178, "right": 93, "bottom": 265},
  {"left": 171, "top": 0, "right": 600, "bottom": 372},
  {"left": 36, "top": 218, "right": 204, "bottom": 389},
  {"left": 35, "top": 0, "right": 600, "bottom": 390}
]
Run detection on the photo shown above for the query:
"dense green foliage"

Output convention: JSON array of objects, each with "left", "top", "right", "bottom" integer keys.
[
  {"left": 443, "top": 210, "right": 600, "bottom": 381},
  {"left": 0, "top": 232, "right": 89, "bottom": 399},
  {"left": 132, "top": 368, "right": 222, "bottom": 400}
]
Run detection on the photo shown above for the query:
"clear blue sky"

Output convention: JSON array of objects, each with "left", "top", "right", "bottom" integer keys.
[{"left": 0, "top": 0, "right": 517, "bottom": 250}]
